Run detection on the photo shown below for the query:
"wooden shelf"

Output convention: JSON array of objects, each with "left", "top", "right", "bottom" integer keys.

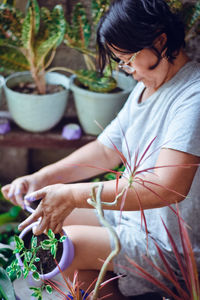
[{"left": 0, "top": 117, "right": 96, "bottom": 149}]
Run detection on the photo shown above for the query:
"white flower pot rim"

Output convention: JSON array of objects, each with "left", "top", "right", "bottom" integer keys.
[{"left": 5, "top": 71, "right": 70, "bottom": 96}]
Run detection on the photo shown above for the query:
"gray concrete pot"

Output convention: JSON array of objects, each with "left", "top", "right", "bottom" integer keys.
[
  {"left": 70, "top": 71, "right": 137, "bottom": 135},
  {"left": 4, "top": 72, "right": 70, "bottom": 132}
]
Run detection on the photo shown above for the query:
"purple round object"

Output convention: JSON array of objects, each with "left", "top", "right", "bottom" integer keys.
[
  {"left": 16, "top": 221, "right": 74, "bottom": 280},
  {"left": 62, "top": 123, "right": 82, "bottom": 140},
  {"left": 0, "top": 118, "right": 11, "bottom": 134}
]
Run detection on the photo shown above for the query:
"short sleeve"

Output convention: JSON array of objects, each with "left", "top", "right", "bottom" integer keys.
[{"left": 163, "top": 85, "right": 200, "bottom": 156}]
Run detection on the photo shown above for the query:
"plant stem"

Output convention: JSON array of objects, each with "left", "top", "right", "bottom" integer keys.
[
  {"left": 83, "top": 54, "right": 96, "bottom": 71},
  {"left": 87, "top": 183, "right": 121, "bottom": 300}
]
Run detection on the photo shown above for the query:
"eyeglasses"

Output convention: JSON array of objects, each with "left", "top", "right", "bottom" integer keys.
[{"left": 118, "top": 51, "right": 140, "bottom": 74}]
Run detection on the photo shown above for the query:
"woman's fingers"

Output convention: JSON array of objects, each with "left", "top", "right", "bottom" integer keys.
[
  {"left": 54, "top": 223, "right": 63, "bottom": 234},
  {"left": 2, "top": 181, "right": 27, "bottom": 207},
  {"left": 14, "top": 185, "right": 26, "bottom": 208},
  {"left": 24, "top": 188, "right": 46, "bottom": 203},
  {"left": 32, "top": 216, "right": 50, "bottom": 236},
  {"left": 18, "top": 209, "right": 42, "bottom": 231},
  {"left": 1, "top": 184, "right": 11, "bottom": 200}
]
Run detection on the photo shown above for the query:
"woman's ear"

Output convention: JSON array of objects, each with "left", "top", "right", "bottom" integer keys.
[{"left": 157, "top": 33, "right": 167, "bottom": 49}]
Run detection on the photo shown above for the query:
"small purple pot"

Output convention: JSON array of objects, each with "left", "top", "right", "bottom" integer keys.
[{"left": 16, "top": 221, "right": 74, "bottom": 280}]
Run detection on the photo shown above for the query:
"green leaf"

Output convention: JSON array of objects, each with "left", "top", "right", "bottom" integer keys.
[
  {"left": 65, "top": 2, "right": 91, "bottom": 50},
  {"left": 165, "top": 0, "right": 182, "bottom": 12},
  {"left": 25, "top": 251, "right": 32, "bottom": 262},
  {"left": 9, "top": 206, "right": 21, "bottom": 218},
  {"left": 16, "top": 269, "right": 22, "bottom": 279},
  {"left": 31, "top": 236, "right": 38, "bottom": 248},
  {"left": 27, "top": 0, "right": 40, "bottom": 35},
  {"left": 0, "top": 4, "right": 23, "bottom": 47},
  {"left": 45, "top": 284, "right": 52, "bottom": 294},
  {"left": 59, "top": 236, "right": 67, "bottom": 242},
  {"left": 32, "top": 271, "right": 40, "bottom": 281},
  {"left": 50, "top": 244, "right": 57, "bottom": 259},
  {"left": 104, "top": 172, "right": 116, "bottom": 181},
  {"left": 6, "top": 265, "right": 12, "bottom": 273},
  {"left": 21, "top": 0, "right": 40, "bottom": 50},
  {"left": 14, "top": 235, "right": 24, "bottom": 251},
  {"left": 51, "top": 5, "right": 66, "bottom": 48},
  {"left": 0, "top": 267, "right": 16, "bottom": 300},
  {"left": 75, "top": 69, "right": 117, "bottom": 92},
  {"left": 92, "top": 0, "right": 110, "bottom": 26},
  {"left": 47, "top": 229, "right": 55, "bottom": 239},
  {"left": 0, "top": 248, "right": 13, "bottom": 259},
  {"left": 41, "top": 240, "right": 52, "bottom": 249},
  {"left": 30, "top": 264, "right": 37, "bottom": 272},
  {"left": 23, "top": 268, "right": 29, "bottom": 279},
  {"left": 34, "top": 5, "right": 66, "bottom": 69},
  {"left": 0, "top": 46, "right": 29, "bottom": 71},
  {"left": 35, "top": 257, "right": 40, "bottom": 262},
  {"left": 21, "top": 6, "right": 33, "bottom": 50}
]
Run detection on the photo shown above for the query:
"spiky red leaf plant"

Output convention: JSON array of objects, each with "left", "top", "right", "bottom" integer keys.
[
  {"left": 43, "top": 260, "right": 121, "bottom": 299},
  {"left": 125, "top": 205, "right": 200, "bottom": 300}
]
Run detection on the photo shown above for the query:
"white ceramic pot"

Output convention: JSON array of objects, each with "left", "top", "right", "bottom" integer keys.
[
  {"left": 71, "top": 71, "right": 137, "bottom": 135},
  {"left": 4, "top": 72, "right": 70, "bottom": 132}
]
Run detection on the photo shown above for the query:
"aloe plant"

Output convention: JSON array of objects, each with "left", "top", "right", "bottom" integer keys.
[
  {"left": 62, "top": 0, "right": 118, "bottom": 93},
  {"left": 0, "top": 0, "right": 66, "bottom": 94}
]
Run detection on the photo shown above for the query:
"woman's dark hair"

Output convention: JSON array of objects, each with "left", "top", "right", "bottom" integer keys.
[{"left": 97, "top": 0, "right": 185, "bottom": 72}]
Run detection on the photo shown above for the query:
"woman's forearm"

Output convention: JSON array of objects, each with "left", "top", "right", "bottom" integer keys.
[
  {"left": 71, "top": 174, "right": 182, "bottom": 213},
  {"left": 36, "top": 140, "right": 121, "bottom": 185}
]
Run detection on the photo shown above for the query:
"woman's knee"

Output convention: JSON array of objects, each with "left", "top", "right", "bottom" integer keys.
[{"left": 63, "top": 225, "right": 112, "bottom": 271}]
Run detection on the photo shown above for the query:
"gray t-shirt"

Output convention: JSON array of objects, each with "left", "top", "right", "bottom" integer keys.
[{"left": 98, "top": 61, "right": 200, "bottom": 265}]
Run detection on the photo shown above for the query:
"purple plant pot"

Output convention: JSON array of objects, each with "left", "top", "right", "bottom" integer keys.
[{"left": 16, "top": 221, "right": 74, "bottom": 280}]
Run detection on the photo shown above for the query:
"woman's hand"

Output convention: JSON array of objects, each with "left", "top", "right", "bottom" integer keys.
[
  {"left": 1, "top": 172, "right": 48, "bottom": 208},
  {"left": 18, "top": 184, "right": 75, "bottom": 235}
]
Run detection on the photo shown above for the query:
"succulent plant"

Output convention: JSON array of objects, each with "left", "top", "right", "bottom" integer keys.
[{"left": 0, "top": 0, "right": 66, "bottom": 94}]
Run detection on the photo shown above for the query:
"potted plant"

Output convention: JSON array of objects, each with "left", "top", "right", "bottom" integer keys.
[
  {"left": 0, "top": 0, "right": 70, "bottom": 132},
  {"left": 50, "top": 0, "right": 137, "bottom": 136}
]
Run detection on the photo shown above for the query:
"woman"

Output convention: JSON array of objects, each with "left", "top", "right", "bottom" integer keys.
[{"left": 2, "top": 0, "right": 200, "bottom": 298}]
